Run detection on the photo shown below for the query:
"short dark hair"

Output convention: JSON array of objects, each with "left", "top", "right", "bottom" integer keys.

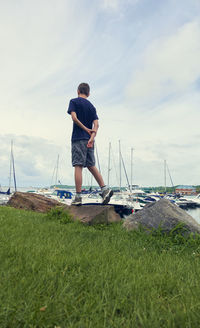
[{"left": 78, "top": 83, "right": 90, "bottom": 96}]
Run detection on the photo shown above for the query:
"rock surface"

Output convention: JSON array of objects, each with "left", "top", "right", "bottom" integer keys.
[
  {"left": 65, "top": 204, "right": 121, "bottom": 225},
  {"left": 7, "top": 192, "right": 121, "bottom": 224},
  {"left": 7, "top": 192, "right": 60, "bottom": 212},
  {"left": 123, "top": 199, "right": 200, "bottom": 233}
]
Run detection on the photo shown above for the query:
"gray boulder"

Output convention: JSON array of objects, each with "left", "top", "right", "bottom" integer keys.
[{"left": 123, "top": 198, "right": 200, "bottom": 234}]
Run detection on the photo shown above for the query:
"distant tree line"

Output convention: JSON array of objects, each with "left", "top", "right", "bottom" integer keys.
[{"left": 146, "top": 185, "right": 200, "bottom": 194}]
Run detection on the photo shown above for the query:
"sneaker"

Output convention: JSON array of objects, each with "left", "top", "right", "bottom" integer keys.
[
  {"left": 71, "top": 196, "right": 82, "bottom": 206},
  {"left": 101, "top": 188, "right": 113, "bottom": 205}
]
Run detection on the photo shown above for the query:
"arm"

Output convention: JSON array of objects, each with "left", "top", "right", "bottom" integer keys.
[
  {"left": 71, "top": 111, "right": 94, "bottom": 135},
  {"left": 87, "top": 120, "right": 99, "bottom": 148},
  {"left": 92, "top": 119, "right": 99, "bottom": 135}
]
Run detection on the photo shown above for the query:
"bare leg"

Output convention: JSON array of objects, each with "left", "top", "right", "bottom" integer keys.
[
  {"left": 74, "top": 166, "right": 83, "bottom": 193},
  {"left": 87, "top": 166, "right": 105, "bottom": 187}
]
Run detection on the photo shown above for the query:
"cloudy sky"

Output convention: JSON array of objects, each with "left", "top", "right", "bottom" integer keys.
[{"left": 0, "top": 0, "right": 200, "bottom": 188}]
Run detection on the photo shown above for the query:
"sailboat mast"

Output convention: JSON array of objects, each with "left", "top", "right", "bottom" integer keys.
[
  {"left": 119, "top": 140, "right": 121, "bottom": 190},
  {"left": 107, "top": 142, "right": 111, "bottom": 186},
  {"left": 164, "top": 159, "right": 167, "bottom": 192},
  {"left": 55, "top": 155, "right": 59, "bottom": 185},
  {"left": 95, "top": 143, "right": 101, "bottom": 174},
  {"left": 121, "top": 153, "right": 130, "bottom": 190},
  {"left": 131, "top": 148, "right": 133, "bottom": 193},
  {"left": 90, "top": 173, "right": 93, "bottom": 188},
  {"left": 166, "top": 163, "right": 174, "bottom": 188},
  {"left": 11, "top": 141, "right": 17, "bottom": 192},
  {"left": 51, "top": 166, "right": 56, "bottom": 186},
  {"left": 9, "top": 142, "right": 12, "bottom": 188}
]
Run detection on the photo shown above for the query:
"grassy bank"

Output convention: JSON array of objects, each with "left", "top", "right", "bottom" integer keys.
[{"left": 0, "top": 207, "right": 200, "bottom": 327}]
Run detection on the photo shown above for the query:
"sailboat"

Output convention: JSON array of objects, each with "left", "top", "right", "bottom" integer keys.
[
  {"left": 1, "top": 140, "right": 17, "bottom": 194},
  {"left": 0, "top": 141, "right": 16, "bottom": 204},
  {"left": 0, "top": 187, "right": 10, "bottom": 195}
]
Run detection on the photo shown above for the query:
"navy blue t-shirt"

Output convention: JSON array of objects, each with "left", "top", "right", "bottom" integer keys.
[{"left": 67, "top": 97, "right": 99, "bottom": 141}]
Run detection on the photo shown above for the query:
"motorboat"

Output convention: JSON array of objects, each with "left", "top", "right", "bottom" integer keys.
[
  {"left": 183, "top": 194, "right": 200, "bottom": 207},
  {"left": 174, "top": 197, "right": 197, "bottom": 209},
  {"left": 0, "top": 194, "right": 10, "bottom": 205},
  {"left": 194, "top": 194, "right": 200, "bottom": 206}
]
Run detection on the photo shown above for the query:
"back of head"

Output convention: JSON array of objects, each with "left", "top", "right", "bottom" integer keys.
[{"left": 78, "top": 83, "right": 90, "bottom": 97}]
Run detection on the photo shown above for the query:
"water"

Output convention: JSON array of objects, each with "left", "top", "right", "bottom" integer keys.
[{"left": 186, "top": 208, "right": 200, "bottom": 225}]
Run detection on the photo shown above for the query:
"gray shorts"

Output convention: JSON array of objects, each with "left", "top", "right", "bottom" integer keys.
[{"left": 71, "top": 140, "right": 95, "bottom": 167}]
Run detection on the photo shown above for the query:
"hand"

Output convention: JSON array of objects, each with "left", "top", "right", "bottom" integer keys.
[
  {"left": 87, "top": 138, "right": 94, "bottom": 148},
  {"left": 86, "top": 128, "right": 96, "bottom": 136}
]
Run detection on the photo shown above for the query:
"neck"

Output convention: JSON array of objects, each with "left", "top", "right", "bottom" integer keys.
[{"left": 78, "top": 94, "right": 88, "bottom": 99}]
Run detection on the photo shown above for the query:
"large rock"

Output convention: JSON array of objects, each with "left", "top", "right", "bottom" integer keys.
[
  {"left": 65, "top": 204, "right": 121, "bottom": 225},
  {"left": 7, "top": 192, "right": 61, "bottom": 212},
  {"left": 123, "top": 199, "right": 200, "bottom": 234},
  {"left": 7, "top": 192, "right": 121, "bottom": 225}
]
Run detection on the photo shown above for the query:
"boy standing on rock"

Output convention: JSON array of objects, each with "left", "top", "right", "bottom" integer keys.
[{"left": 67, "top": 82, "right": 113, "bottom": 205}]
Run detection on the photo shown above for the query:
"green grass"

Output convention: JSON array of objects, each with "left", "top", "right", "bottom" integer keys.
[{"left": 1, "top": 207, "right": 200, "bottom": 328}]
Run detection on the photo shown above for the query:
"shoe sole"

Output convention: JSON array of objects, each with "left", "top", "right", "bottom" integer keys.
[{"left": 102, "top": 190, "right": 113, "bottom": 205}]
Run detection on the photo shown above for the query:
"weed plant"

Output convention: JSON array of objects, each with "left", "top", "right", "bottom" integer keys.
[
  {"left": 0, "top": 206, "right": 200, "bottom": 327},
  {"left": 46, "top": 206, "right": 73, "bottom": 224}
]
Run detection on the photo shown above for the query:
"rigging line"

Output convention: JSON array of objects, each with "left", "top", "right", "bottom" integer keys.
[
  {"left": 121, "top": 150, "right": 130, "bottom": 190},
  {"left": 111, "top": 146, "right": 119, "bottom": 187},
  {"left": 164, "top": 159, "right": 167, "bottom": 192},
  {"left": 55, "top": 155, "right": 59, "bottom": 185},
  {"left": 119, "top": 140, "right": 121, "bottom": 190},
  {"left": 107, "top": 142, "right": 111, "bottom": 186},
  {"left": 95, "top": 142, "right": 101, "bottom": 174},
  {"left": 9, "top": 142, "right": 12, "bottom": 189},
  {"left": 90, "top": 173, "right": 93, "bottom": 188},
  {"left": 83, "top": 168, "right": 86, "bottom": 187},
  {"left": 50, "top": 161, "right": 56, "bottom": 186},
  {"left": 166, "top": 163, "right": 174, "bottom": 188},
  {"left": 87, "top": 169, "right": 90, "bottom": 187},
  {"left": 83, "top": 168, "right": 90, "bottom": 187},
  {"left": 130, "top": 148, "right": 134, "bottom": 193},
  {"left": 11, "top": 141, "right": 17, "bottom": 192},
  {"left": 51, "top": 166, "right": 56, "bottom": 186}
]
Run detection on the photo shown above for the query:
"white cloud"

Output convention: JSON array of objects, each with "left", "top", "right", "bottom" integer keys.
[
  {"left": 126, "top": 21, "right": 200, "bottom": 108},
  {"left": 102, "top": 19, "right": 200, "bottom": 186},
  {"left": 0, "top": 1, "right": 97, "bottom": 141},
  {"left": 0, "top": 134, "right": 72, "bottom": 187},
  {"left": 94, "top": 84, "right": 200, "bottom": 187},
  {"left": 101, "top": 0, "right": 139, "bottom": 11},
  {"left": 102, "top": 0, "right": 119, "bottom": 10}
]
